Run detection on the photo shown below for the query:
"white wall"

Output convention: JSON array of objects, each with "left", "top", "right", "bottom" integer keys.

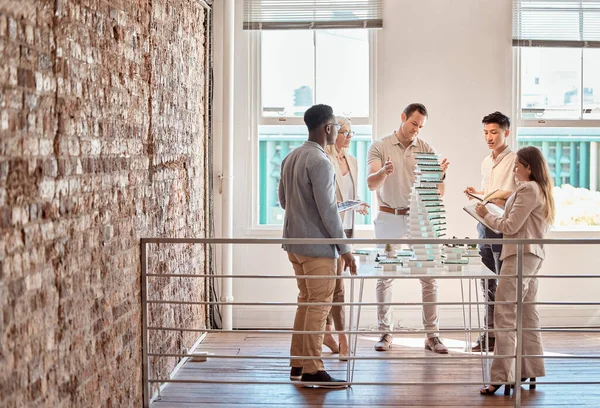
[
  {"left": 215, "top": 0, "right": 600, "bottom": 330},
  {"left": 375, "top": 0, "right": 513, "bottom": 238}
]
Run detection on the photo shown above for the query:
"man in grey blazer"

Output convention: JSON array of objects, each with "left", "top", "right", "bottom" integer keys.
[{"left": 279, "top": 104, "right": 357, "bottom": 388}]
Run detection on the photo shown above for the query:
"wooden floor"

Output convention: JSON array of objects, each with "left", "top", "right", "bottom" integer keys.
[{"left": 151, "top": 331, "right": 600, "bottom": 407}]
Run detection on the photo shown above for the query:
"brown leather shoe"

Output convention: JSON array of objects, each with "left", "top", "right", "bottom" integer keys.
[
  {"left": 425, "top": 336, "right": 448, "bottom": 354},
  {"left": 472, "top": 336, "right": 495, "bottom": 352},
  {"left": 374, "top": 334, "right": 392, "bottom": 351}
]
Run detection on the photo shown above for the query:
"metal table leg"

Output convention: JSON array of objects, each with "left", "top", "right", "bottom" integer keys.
[
  {"left": 346, "top": 276, "right": 355, "bottom": 383},
  {"left": 460, "top": 279, "right": 469, "bottom": 351},
  {"left": 351, "top": 278, "right": 365, "bottom": 383}
]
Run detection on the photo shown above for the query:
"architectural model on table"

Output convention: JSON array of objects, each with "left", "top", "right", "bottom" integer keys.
[{"left": 406, "top": 153, "right": 447, "bottom": 273}]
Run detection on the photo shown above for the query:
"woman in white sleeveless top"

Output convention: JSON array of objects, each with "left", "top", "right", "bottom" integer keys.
[{"left": 323, "top": 117, "right": 369, "bottom": 360}]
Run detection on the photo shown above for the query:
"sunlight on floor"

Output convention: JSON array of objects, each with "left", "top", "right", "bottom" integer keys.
[{"left": 357, "top": 334, "right": 576, "bottom": 356}]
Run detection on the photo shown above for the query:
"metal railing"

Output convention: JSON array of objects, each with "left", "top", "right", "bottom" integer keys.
[{"left": 140, "top": 237, "right": 600, "bottom": 408}]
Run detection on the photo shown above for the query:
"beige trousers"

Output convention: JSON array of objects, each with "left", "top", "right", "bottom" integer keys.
[
  {"left": 491, "top": 254, "right": 546, "bottom": 383},
  {"left": 377, "top": 277, "right": 439, "bottom": 337},
  {"left": 326, "top": 229, "right": 352, "bottom": 330},
  {"left": 288, "top": 252, "right": 336, "bottom": 374}
]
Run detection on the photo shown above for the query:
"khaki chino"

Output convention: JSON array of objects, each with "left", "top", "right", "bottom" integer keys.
[{"left": 288, "top": 252, "right": 337, "bottom": 374}]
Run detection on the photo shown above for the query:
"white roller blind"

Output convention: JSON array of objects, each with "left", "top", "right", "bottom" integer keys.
[
  {"left": 243, "top": 0, "right": 383, "bottom": 30},
  {"left": 513, "top": 0, "right": 600, "bottom": 47}
]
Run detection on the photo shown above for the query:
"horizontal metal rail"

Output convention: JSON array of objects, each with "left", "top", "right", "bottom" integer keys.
[
  {"left": 148, "top": 352, "right": 600, "bottom": 360},
  {"left": 149, "top": 353, "right": 516, "bottom": 360},
  {"left": 145, "top": 273, "right": 513, "bottom": 279},
  {"left": 145, "top": 273, "right": 600, "bottom": 279},
  {"left": 141, "top": 237, "right": 600, "bottom": 245},
  {"left": 147, "top": 378, "right": 600, "bottom": 386},
  {"left": 146, "top": 300, "right": 517, "bottom": 306},
  {"left": 146, "top": 299, "right": 600, "bottom": 306},
  {"left": 146, "top": 327, "right": 525, "bottom": 334},
  {"left": 141, "top": 237, "right": 600, "bottom": 408}
]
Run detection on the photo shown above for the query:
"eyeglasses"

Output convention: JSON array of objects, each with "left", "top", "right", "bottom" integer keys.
[
  {"left": 326, "top": 123, "right": 342, "bottom": 131},
  {"left": 338, "top": 130, "right": 355, "bottom": 138}
]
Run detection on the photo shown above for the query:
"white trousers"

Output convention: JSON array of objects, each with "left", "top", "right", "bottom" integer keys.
[{"left": 374, "top": 212, "right": 439, "bottom": 337}]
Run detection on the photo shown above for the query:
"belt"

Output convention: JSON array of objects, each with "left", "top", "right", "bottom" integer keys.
[{"left": 379, "top": 206, "right": 409, "bottom": 215}]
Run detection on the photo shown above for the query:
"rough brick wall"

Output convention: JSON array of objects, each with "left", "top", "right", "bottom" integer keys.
[{"left": 0, "top": 0, "right": 210, "bottom": 406}]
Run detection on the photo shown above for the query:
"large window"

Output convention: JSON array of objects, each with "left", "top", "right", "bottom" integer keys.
[
  {"left": 514, "top": 0, "right": 600, "bottom": 227},
  {"left": 520, "top": 48, "right": 600, "bottom": 120},
  {"left": 517, "top": 48, "right": 600, "bottom": 227},
  {"left": 257, "top": 29, "right": 373, "bottom": 226},
  {"left": 261, "top": 30, "right": 370, "bottom": 119},
  {"left": 517, "top": 127, "right": 600, "bottom": 227}
]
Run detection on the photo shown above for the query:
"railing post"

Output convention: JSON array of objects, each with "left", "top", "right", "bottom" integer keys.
[
  {"left": 514, "top": 244, "right": 524, "bottom": 408},
  {"left": 141, "top": 239, "right": 150, "bottom": 408}
]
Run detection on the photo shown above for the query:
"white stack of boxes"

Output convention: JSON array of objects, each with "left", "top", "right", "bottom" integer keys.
[
  {"left": 379, "top": 249, "right": 413, "bottom": 271},
  {"left": 407, "top": 153, "right": 446, "bottom": 272},
  {"left": 463, "top": 245, "right": 483, "bottom": 266},
  {"left": 444, "top": 246, "right": 469, "bottom": 271}
]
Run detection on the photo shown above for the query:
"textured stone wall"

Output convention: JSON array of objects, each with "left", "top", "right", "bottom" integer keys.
[{"left": 0, "top": 0, "right": 210, "bottom": 406}]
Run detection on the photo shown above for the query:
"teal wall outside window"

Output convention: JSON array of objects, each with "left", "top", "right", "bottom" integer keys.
[
  {"left": 259, "top": 125, "right": 373, "bottom": 225},
  {"left": 517, "top": 128, "right": 600, "bottom": 190}
]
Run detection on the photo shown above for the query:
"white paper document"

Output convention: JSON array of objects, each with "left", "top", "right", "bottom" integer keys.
[
  {"left": 463, "top": 203, "right": 504, "bottom": 234},
  {"left": 466, "top": 188, "right": 512, "bottom": 204},
  {"left": 337, "top": 200, "right": 366, "bottom": 213}
]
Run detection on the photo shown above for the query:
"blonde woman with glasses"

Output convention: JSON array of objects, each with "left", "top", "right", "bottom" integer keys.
[{"left": 322, "top": 116, "right": 369, "bottom": 360}]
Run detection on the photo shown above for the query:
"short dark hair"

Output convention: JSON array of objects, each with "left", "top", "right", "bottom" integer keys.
[
  {"left": 403, "top": 103, "right": 428, "bottom": 119},
  {"left": 482, "top": 111, "right": 510, "bottom": 130},
  {"left": 304, "top": 104, "right": 334, "bottom": 131}
]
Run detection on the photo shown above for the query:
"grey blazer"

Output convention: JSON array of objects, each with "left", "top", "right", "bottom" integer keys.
[{"left": 278, "top": 141, "right": 351, "bottom": 258}]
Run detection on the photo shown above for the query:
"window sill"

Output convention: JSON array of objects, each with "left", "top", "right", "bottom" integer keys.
[
  {"left": 244, "top": 224, "right": 376, "bottom": 238},
  {"left": 244, "top": 226, "right": 283, "bottom": 237},
  {"left": 547, "top": 226, "right": 600, "bottom": 238},
  {"left": 244, "top": 226, "right": 600, "bottom": 239}
]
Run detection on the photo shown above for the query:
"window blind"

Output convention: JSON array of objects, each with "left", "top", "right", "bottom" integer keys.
[
  {"left": 243, "top": 0, "right": 383, "bottom": 30},
  {"left": 513, "top": 0, "right": 600, "bottom": 47}
]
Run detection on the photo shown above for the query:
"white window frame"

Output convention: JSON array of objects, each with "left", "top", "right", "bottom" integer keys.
[
  {"left": 513, "top": 47, "right": 600, "bottom": 129},
  {"left": 245, "top": 29, "right": 378, "bottom": 234},
  {"left": 513, "top": 47, "right": 600, "bottom": 231}
]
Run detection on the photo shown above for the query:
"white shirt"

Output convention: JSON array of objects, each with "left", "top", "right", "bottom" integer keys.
[
  {"left": 342, "top": 172, "right": 354, "bottom": 230},
  {"left": 481, "top": 145, "right": 518, "bottom": 196}
]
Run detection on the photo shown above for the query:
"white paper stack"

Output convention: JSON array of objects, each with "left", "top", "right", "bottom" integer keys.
[
  {"left": 463, "top": 247, "right": 483, "bottom": 265},
  {"left": 443, "top": 246, "right": 468, "bottom": 271}
]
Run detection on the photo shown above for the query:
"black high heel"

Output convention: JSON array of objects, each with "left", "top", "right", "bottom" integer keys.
[
  {"left": 480, "top": 384, "right": 512, "bottom": 396},
  {"left": 521, "top": 377, "right": 536, "bottom": 390}
]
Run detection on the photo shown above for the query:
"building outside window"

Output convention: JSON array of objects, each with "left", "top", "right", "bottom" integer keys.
[
  {"left": 257, "top": 29, "right": 374, "bottom": 226},
  {"left": 514, "top": 1, "right": 600, "bottom": 227}
]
